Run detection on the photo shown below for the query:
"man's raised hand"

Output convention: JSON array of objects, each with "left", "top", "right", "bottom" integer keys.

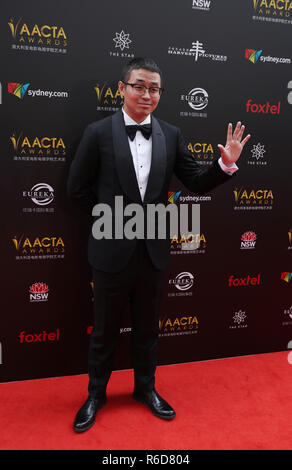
[{"left": 217, "top": 122, "right": 251, "bottom": 166}]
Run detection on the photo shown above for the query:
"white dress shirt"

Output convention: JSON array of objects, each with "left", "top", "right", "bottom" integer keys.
[
  {"left": 122, "top": 109, "right": 152, "bottom": 201},
  {"left": 122, "top": 108, "right": 238, "bottom": 201}
]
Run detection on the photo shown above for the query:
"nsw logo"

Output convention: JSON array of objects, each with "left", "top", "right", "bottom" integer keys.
[
  {"left": 29, "top": 282, "right": 49, "bottom": 302},
  {"left": 241, "top": 231, "right": 257, "bottom": 249}
]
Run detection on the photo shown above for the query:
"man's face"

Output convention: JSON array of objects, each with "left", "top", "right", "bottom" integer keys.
[{"left": 118, "top": 68, "right": 161, "bottom": 123}]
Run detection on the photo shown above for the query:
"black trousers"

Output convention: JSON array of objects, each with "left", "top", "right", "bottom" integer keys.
[{"left": 88, "top": 241, "right": 166, "bottom": 398}]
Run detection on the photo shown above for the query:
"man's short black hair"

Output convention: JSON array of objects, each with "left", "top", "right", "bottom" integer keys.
[{"left": 121, "top": 57, "right": 163, "bottom": 86}]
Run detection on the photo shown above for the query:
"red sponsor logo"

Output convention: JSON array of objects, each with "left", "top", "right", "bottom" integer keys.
[
  {"left": 228, "top": 274, "right": 261, "bottom": 287},
  {"left": 18, "top": 329, "right": 60, "bottom": 343},
  {"left": 241, "top": 231, "right": 257, "bottom": 249},
  {"left": 87, "top": 326, "right": 93, "bottom": 335},
  {"left": 29, "top": 282, "right": 49, "bottom": 293},
  {"left": 29, "top": 282, "right": 49, "bottom": 302},
  {"left": 246, "top": 99, "right": 280, "bottom": 115}
]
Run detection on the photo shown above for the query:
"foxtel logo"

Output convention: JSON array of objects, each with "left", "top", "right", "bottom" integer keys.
[
  {"left": 246, "top": 99, "right": 281, "bottom": 115},
  {"left": 228, "top": 274, "right": 261, "bottom": 287},
  {"left": 18, "top": 329, "right": 60, "bottom": 343}
]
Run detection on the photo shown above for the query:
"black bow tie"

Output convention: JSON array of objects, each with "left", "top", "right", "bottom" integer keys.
[{"left": 125, "top": 124, "right": 152, "bottom": 141}]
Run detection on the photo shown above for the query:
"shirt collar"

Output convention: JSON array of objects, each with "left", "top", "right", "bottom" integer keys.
[{"left": 122, "top": 107, "right": 151, "bottom": 126}]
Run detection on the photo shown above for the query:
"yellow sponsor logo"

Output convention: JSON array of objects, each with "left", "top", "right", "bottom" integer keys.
[
  {"left": 233, "top": 188, "right": 274, "bottom": 205},
  {"left": 10, "top": 132, "right": 66, "bottom": 156},
  {"left": 170, "top": 233, "right": 206, "bottom": 250},
  {"left": 159, "top": 315, "right": 199, "bottom": 333},
  {"left": 12, "top": 235, "right": 65, "bottom": 254},
  {"left": 94, "top": 83, "right": 124, "bottom": 106},
  {"left": 188, "top": 142, "right": 214, "bottom": 161},
  {"left": 253, "top": 0, "right": 292, "bottom": 17},
  {"left": 8, "top": 18, "right": 67, "bottom": 45}
]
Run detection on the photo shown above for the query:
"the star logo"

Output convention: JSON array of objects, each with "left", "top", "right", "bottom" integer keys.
[
  {"left": 113, "top": 30, "right": 132, "bottom": 51},
  {"left": 233, "top": 310, "right": 246, "bottom": 324},
  {"left": 251, "top": 143, "right": 266, "bottom": 160}
]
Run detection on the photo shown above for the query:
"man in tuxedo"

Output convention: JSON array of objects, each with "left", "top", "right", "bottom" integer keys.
[{"left": 68, "top": 57, "right": 250, "bottom": 433}]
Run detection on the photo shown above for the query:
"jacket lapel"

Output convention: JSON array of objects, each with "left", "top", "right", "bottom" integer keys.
[
  {"left": 112, "top": 109, "right": 142, "bottom": 203},
  {"left": 143, "top": 115, "right": 166, "bottom": 203}
]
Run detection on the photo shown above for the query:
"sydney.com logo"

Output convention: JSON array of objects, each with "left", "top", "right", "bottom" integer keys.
[
  {"left": 245, "top": 49, "right": 291, "bottom": 65},
  {"left": 8, "top": 82, "right": 29, "bottom": 99},
  {"left": 8, "top": 82, "right": 68, "bottom": 100}
]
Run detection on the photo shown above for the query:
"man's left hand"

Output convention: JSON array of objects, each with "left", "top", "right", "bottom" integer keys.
[{"left": 218, "top": 122, "right": 251, "bottom": 166}]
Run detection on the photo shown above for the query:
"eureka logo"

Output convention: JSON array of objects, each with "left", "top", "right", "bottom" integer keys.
[{"left": 8, "top": 82, "right": 29, "bottom": 99}]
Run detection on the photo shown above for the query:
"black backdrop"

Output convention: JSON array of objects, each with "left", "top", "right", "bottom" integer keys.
[{"left": 1, "top": 0, "right": 292, "bottom": 382}]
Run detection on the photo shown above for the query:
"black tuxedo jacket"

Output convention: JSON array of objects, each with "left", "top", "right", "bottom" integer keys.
[{"left": 67, "top": 109, "right": 232, "bottom": 272}]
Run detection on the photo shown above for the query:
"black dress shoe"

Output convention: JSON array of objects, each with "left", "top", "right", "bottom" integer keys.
[
  {"left": 133, "top": 389, "right": 176, "bottom": 420},
  {"left": 73, "top": 396, "right": 106, "bottom": 433}
]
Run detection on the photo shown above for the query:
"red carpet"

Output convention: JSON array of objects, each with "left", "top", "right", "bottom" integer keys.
[{"left": 1, "top": 351, "right": 292, "bottom": 450}]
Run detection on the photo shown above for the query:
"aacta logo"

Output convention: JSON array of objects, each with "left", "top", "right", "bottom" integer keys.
[
  {"left": 252, "top": 0, "right": 292, "bottom": 16},
  {"left": 228, "top": 274, "right": 261, "bottom": 287},
  {"left": 94, "top": 83, "right": 123, "bottom": 105},
  {"left": 10, "top": 132, "right": 66, "bottom": 156},
  {"left": 159, "top": 315, "right": 198, "bottom": 333},
  {"left": 18, "top": 329, "right": 60, "bottom": 343},
  {"left": 8, "top": 82, "right": 30, "bottom": 99},
  {"left": 288, "top": 229, "right": 292, "bottom": 249},
  {"left": 12, "top": 234, "right": 65, "bottom": 254},
  {"left": 241, "top": 231, "right": 257, "bottom": 249},
  {"left": 170, "top": 233, "right": 206, "bottom": 249},
  {"left": 187, "top": 142, "right": 214, "bottom": 161},
  {"left": 233, "top": 188, "right": 274, "bottom": 205},
  {"left": 246, "top": 99, "right": 280, "bottom": 115},
  {"left": 8, "top": 18, "right": 67, "bottom": 45},
  {"left": 29, "top": 282, "right": 49, "bottom": 302}
]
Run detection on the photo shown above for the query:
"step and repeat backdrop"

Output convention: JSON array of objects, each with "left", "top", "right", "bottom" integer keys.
[{"left": 1, "top": 0, "right": 292, "bottom": 382}]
